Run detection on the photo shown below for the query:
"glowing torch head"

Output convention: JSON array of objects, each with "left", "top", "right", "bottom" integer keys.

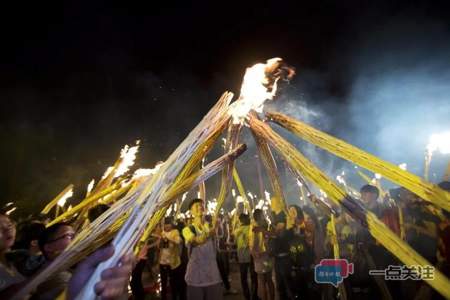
[
  {"left": 57, "top": 188, "right": 73, "bottom": 207},
  {"left": 229, "top": 58, "right": 295, "bottom": 124}
]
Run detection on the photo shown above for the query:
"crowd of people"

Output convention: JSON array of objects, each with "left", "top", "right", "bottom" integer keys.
[{"left": 0, "top": 181, "right": 449, "bottom": 300}]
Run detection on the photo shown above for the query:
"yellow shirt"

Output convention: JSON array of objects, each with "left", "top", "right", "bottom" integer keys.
[
  {"left": 182, "top": 222, "right": 210, "bottom": 244},
  {"left": 234, "top": 224, "right": 250, "bottom": 250},
  {"left": 160, "top": 229, "right": 182, "bottom": 269},
  {"left": 249, "top": 222, "right": 266, "bottom": 253}
]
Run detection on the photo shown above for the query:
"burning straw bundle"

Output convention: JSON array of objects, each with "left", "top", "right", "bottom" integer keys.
[{"left": 40, "top": 184, "right": 74, "bottom": 215}]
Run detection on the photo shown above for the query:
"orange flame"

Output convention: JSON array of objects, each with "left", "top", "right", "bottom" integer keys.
[{"left": 230, "top": 57, "right": 294, "bottom": 124}]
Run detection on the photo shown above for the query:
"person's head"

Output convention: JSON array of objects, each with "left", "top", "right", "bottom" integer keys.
[
  {"left": 399, "top": 188, "right": 421, "bottom": 204},
  {"left": 360, "top": 184, "right": 379, "bottom": 204},
  {"left": 39, "top": 222, "right": 74, "bottom": 260},
  {"left": 175, "top": 219, "right": 185, "bottom": 232},
  {"left": 0, "top": 213, "right": 16, "bottom": 253},
  {"left": 17, "top": 221, "right": 46, "bottom": 254},
  {"left": 302, "top": 206, "right": 318, "bottom": 229},
  {"left": 288, "top": 205, "right": 304, "bottom": 225},
  {"left": 301, "top": 207, "right": 318, "bottom": 241},
  {"left": 273, "top": 212, "right": 286, "bottom": 233},
  {"left": 88, "top": 204, "right": 110, "bottom": 223},
  {"left": 253, "top": 209, "right": 265, "bottom": 225},
  {"left": 188, "top": 198, "right": 204, "bottom": 218},
  {"left": 239, "top": 213, "right": 250, "bottom": 226},
  {"left": 163, "top": 216, "right": 174, "bottom": 232}
]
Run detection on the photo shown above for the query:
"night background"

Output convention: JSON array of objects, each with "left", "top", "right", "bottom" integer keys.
[{"left": 1, "top": 1, "right": 450, "bottom": 216}]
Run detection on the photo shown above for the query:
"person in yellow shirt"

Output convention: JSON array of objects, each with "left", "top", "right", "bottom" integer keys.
[
  {"left": 157, "top": 216, "right": 184, "bottom": 300},
  {"left": 234, "top": 213, "right": 257, "bottom": 300},
  {"left": 182, "top": 198, "right": 223, "bottom": 300},
  {"left": 250, "top": 209, "right": 274, "bottom": 300}
]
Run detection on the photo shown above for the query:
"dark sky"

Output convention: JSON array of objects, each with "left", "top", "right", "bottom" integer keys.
[{"left": 1, "top": 1, "right": 450, "bottom": 215}]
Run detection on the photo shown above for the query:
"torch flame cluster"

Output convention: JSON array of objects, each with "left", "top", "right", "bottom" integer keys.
[
  {"left": 115, "top": 141, "right": 141, "bottom": 178},
  {"left": 101, "top": 141, "right": 141, "bottom": 180},
  {"left": 132, "top": 162, "right": 164, "bottom": 180},
  {"left": 230, "top": 57, "right": 295, "bottom": 124}
]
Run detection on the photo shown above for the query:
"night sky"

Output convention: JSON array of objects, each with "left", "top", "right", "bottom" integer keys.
[{"left": 1, "top": 1, "right": 450, "bottom": 216}]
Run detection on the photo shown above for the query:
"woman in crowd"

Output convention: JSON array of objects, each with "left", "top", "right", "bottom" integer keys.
[{"left": 250, "top": 209, "right": 274, "bottom": 300}]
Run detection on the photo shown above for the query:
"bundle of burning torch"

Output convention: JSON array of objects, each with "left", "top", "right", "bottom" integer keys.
[{"left": 13, "top": 57, "right": 450, "bottom": 300}]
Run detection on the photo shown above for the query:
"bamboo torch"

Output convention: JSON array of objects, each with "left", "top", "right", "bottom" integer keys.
[
  {"left": 198, "top": 158, "right": 207, "bottom": 200},
  {"left": 41, "top": 184, "right": 74, "bottom": 215},
  {"left": 213, "top": 122, "right": 243, "bottom": 223},
  {"left": 138, "top": 119, "right": 228, "bottom": 247},
  {"left": 267, "top": 112, "right": 450, "bottom": 213},
  {"left": 252, "top": 125, "right": 287, "bottom": 214}
]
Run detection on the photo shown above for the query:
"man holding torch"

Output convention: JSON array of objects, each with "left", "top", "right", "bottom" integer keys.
[{"left": 182, "top": 198, "right": 223, "bottom": 300}]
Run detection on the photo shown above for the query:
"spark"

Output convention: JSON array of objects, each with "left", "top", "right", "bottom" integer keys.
[{"left": 232, "top": 189, "right": 236, "bottom": 197}]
